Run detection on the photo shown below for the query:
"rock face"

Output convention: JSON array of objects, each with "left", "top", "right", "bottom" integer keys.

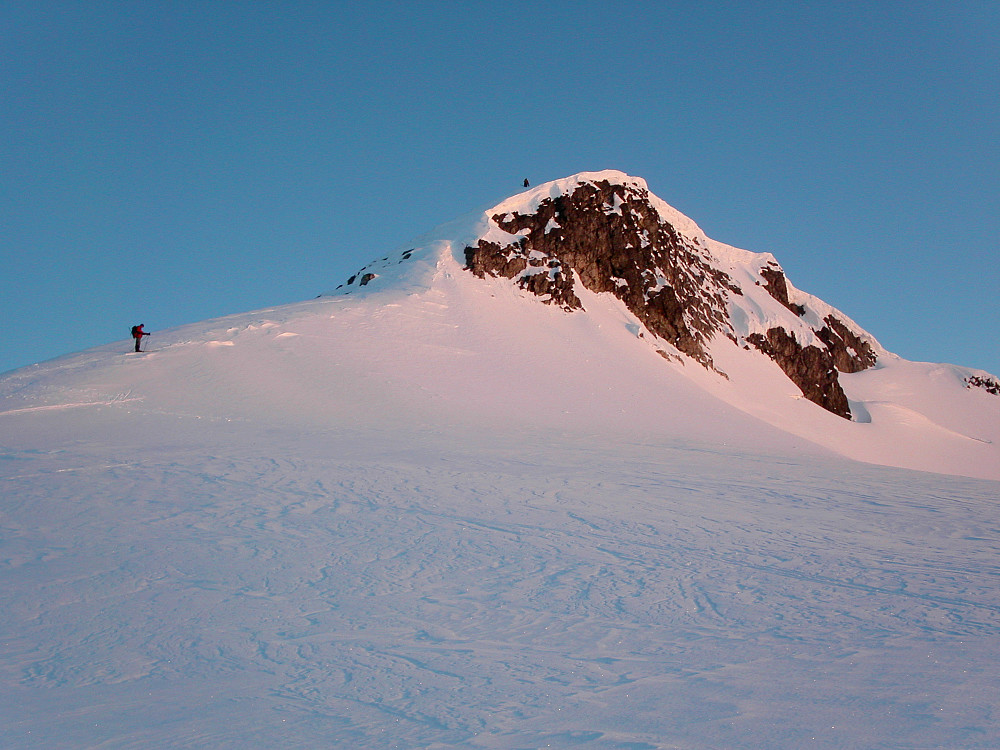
[
  {"left": 741, "top": 311, "right": 878, "bottom": 418},
  {"left": 759, "top": 264, "right": 806, "bottom": 317},
  {"left": 815, "top": 315, "right": 878, "bottom": 373},
  {"left": 746, "top": 328, "right": 852, "bottom": 418},
  {"left": 463, "top": 174, "right": 880, "bottom": 419},
  {"left": 966, "top": 375, "right": 1000, "bottom": 396},
  {"left": 465, "top": 178, "right": 740, "bottom": 372}
]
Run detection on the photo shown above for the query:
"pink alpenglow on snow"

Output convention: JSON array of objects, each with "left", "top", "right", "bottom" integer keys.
[{"left": 1, "top": 171, "right": 998, "bottom": 749}]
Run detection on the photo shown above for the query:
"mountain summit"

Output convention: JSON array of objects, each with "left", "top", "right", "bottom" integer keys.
[
  {"left": 332, "top": 170, "right": 998, "bottom": 476},
  {"left": 463, "top": 171, "right": 877, "bottom": 418},
  {"left": 3, "top": 171, "right": 998, "bottom": 478}
]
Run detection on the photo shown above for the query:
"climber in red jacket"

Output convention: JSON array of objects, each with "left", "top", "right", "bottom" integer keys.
[{"left": 131, "top": 324, "right": 150, "bottom": 353}]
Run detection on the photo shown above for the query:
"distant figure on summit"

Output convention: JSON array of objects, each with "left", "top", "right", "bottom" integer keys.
[
  {"left": 523, "top": 178, "right": 530, "bottom": 187},
  {"left": 131, "top": 324, "right": 150, "bottom": 353}
]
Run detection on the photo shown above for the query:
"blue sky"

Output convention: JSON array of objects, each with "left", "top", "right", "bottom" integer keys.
[{"left": 3, "top": 1, "right": 998, "bottom": 377}]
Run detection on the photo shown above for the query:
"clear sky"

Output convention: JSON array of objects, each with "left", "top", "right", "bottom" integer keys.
[{"left": 2, "top": 1, "right": 998, "bottom": 377}]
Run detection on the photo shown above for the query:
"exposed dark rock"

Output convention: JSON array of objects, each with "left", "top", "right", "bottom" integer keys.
[
  {"left": 359, "top": 273, "right": 377, "bottom": 286},
  {"left": 747, "top": 327, "right": 853, "bottom": 419},
  {"left": 966, "top": 375, "right": 1000, "bottom": 396},
  {"left": 465, "top": 179, "right": 739, "bottom": 370},
  {"left": 816, "top": 315, "right": 878, "bottom": 373},
  {"left": 759, "top": 264, "right": 806, "bottom": 316}
]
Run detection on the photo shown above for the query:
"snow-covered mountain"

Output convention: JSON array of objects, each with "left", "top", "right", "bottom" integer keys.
[
  {"left": 2, "top": 171, "right": 999, "bottom": 749},
  {"left": 334, "top": 170, "right": 999, "bottom": 480}
]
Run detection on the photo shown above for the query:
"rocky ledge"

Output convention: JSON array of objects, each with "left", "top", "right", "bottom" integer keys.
[
  {"left": 465, "top": 179, "right": 739, "bottom": 372},
  {"left": 966, "top": 375, "right": 1000, "bottom": 396}
]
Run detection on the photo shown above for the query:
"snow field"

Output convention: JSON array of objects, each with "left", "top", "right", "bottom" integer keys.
[{"left": 2, "top": 416, "right": 999, "bottom": 748}]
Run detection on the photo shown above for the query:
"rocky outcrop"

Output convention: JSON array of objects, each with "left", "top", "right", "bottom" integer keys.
[
  {"left": 465, "top": 179, "right": 740, "bottom": 370},
  {"left": 462, "top": 175, "right": 880, "bottom": 419},
  {"left": 742, "top": 314, "right": 875, "bottom": 418},
  {"left": 966, "top": 375, "right": 1000, "bottom": 396},
  {"left": 334, "top": 172, "right": 884, "bottom": 420},
  {"left": 757, "top": 267, "right": 875, "bottom": 389},
  {"left": 746, "top": 328, "right": 852, "bottom": 418},
  {"left": 759, "top": 264, "right": 806, "bottom": 317},
  {"left": 816, "top": 315, "right": 878, "bottom": 373}
]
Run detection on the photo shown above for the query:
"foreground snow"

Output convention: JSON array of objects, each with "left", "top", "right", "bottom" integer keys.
[{"left": 2, "top": 413, "right": 999, "bottom": 749}]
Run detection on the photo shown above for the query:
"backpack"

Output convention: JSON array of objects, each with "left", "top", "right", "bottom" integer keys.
[{"left": 130, "top": 325, "right": 139, "bottom": 338}]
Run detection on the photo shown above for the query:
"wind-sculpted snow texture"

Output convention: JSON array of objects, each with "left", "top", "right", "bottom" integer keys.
[
  {"left": 2, "top": 170, "right": 999, "bottom": 748},
  {"left": 461, "top": 173, "right": 880, "bottom": 418},
  {"left": 2, "top": 418, "right": 1000, "bottom": 750}
]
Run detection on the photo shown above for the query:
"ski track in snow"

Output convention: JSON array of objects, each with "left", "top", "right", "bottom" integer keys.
[{"left": 2, "top": 418, "right": 999, "bottom": 749}]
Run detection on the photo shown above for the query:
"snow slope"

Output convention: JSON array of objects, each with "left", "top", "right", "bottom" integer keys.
[{"left": 1, "top": 173, "right": 999, "bottom": 748}]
